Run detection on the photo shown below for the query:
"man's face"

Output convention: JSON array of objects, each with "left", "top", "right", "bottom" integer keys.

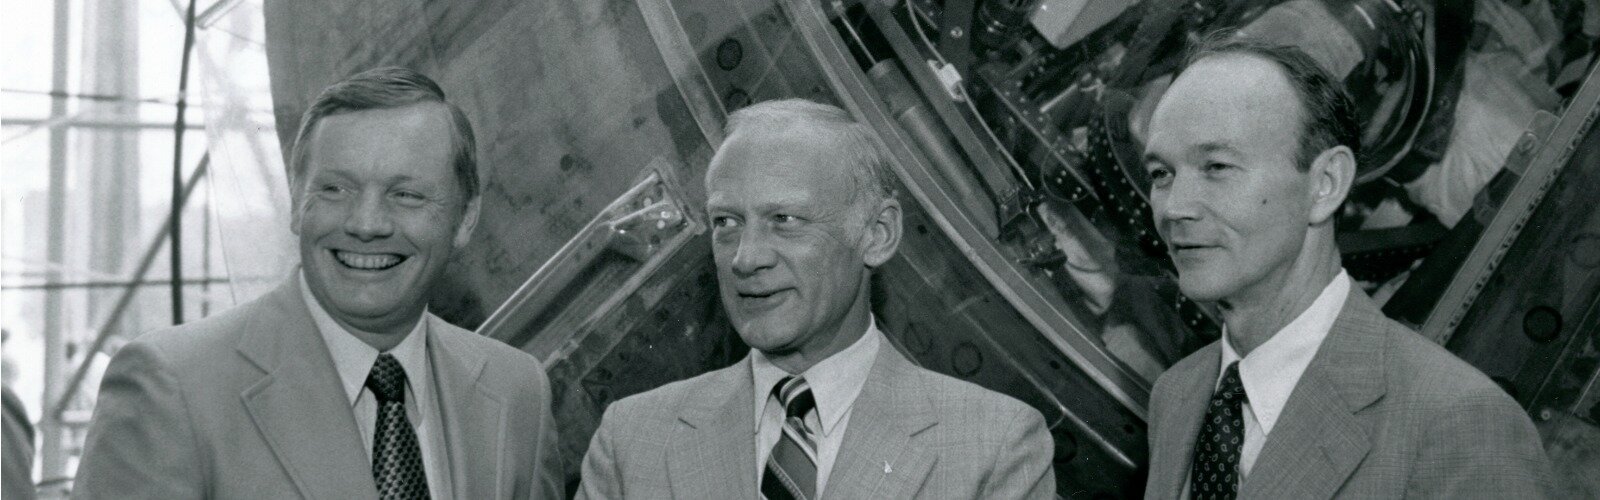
[
  {"left": 705, "top": 128, "right": 874, "bottom": 356},
  {"left": 1143, "top": 55, "right": 1316, "bottom": 304},
  {"left": 293, "top": 103, "right": 475, "bottom": 335}
]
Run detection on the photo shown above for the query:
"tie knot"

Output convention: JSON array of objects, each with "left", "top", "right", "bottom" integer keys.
[
  {"left": 1215, "top": 361, "right": 1248, "bottom": 404},
  {"left": 775, "top": 376, "right": 815, "bottom": 419},
  {"left": 366, "top": 354, "right": 408, "bottom": 402}
]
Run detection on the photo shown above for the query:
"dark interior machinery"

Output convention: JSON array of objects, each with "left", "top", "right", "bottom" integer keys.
[{"left": 265, "top": 0, "right": 1600, "bottom": 496}]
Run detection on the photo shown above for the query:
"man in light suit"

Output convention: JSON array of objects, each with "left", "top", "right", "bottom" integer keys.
[
  {"left": 1140, "top": 37, "right": 1553, "bottom": 499},
  {"left": 577, "top": 99, "right": 1054, "bottom": 499},
  {"left": 76, "top": 67, "right": 561, "bottom": 499}
]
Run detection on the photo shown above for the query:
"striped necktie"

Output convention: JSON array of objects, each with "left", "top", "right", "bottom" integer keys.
[{"left": 761, "top": 376, "right": 818, "bottom": 500}]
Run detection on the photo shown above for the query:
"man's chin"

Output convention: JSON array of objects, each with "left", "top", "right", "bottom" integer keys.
[
  {"left": 1176, "top": 277, "right": 1230, "bottom": 303},
  {"left": 328, "top": 302, "right": 421, "bottom": 332},
  {"left": 733, "top": 320, "right": 801, "bottom": 352}
]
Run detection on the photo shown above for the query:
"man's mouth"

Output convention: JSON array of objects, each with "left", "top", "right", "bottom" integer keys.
[
  {"left": 1169, "top": 242, "right": 1216, "bottom": 252},
  {"left": 736, "top": 288, "right": 791, "bottom": 307},
  {"left": 331, "top": 250, "right": 406, "bottom": 271}
]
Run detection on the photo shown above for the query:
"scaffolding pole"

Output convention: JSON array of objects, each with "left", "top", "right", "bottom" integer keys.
[
  {"left": 51, "top": 155, "right": 210, "bottom": 422},
  {"left": 40, "top": 0, "right": 71, "bottom": 480},
  {"left": 170, "top": 0, "right": 200, "bottom": 325}
]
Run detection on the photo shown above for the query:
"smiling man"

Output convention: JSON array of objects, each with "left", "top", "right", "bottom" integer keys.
[
  {"left": 575, "top": 99, "right": 1054, "bottom": 499},
  {"left": 1139, "top": 37, "right": 1552, "bottom": 499},
  {"left": 76, "top": 67, "right": 561, "bottom": 500}
]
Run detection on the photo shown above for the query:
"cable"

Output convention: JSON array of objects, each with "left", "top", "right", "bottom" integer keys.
[{"left": 906, "top": 1, "right": 1037, "bottom": 190}]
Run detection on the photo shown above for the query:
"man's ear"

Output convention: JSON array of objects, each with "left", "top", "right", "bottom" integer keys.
[
  {"left": 1308, "top": 145, "right": 1355, "bottom": 225},
  {"left": 861, "top": 197, "right": 902, "bottom": 268},
  {"left": 453, "top": 195, "right": 482, "bottom": 249}
]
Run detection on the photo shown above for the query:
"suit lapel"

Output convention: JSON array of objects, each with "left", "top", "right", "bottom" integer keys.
[
  {"left": 430, "top": 317, "right": 503, "bottom": 500},
  {"left": 1239, "top": 289, "right": 1386, "bottom": 499},
  {"left": 1149, "top": 343, "right": 1220, "bottom": 500},
  {"left": 825, "top": 345, "right": 936, "bottom": 498},
  {"left": 667, "top": 358, "right": 758, "bottom": 499},
  {"left": 236, "top": 279, "right": 377, "bottom": 499}
]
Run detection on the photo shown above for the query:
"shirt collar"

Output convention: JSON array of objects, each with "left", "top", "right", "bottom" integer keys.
[
  {"left": 1219, "top": 269, "right": 1350, "bottom": 435},
  {"left": 751, "top": 317, "right": 883, "bottom": 437},
  {"left": 299, "top": 272, "right": 432, "bottom": 411}
]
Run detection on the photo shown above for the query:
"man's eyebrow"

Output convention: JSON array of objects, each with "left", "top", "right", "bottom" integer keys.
[
  {"left": 1143, "top": 141, "right": 1240, "bottom": 167},
  {"left": 1196, "top": 141, "right": 1240, "bottom": 155},
  {"left": 1142, "top": 151, "right": 1170, "bottom": 168}
]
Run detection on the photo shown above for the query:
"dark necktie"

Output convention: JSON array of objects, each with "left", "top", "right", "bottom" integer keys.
[
  {"left": 1190, "top": 361, "right": 1249, "bottom": 500},
  {"left": 761, "top": 376, "right": 818, "bottom": 500},
  {"left": 367, "top": 354, "right": 430, "bottom": 500}
]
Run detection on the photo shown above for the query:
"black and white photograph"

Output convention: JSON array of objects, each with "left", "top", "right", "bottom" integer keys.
[{"left": 2, "top": 0, "right": 1598, "bottom": 498}]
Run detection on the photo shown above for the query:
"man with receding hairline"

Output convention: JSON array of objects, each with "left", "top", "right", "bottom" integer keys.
[
  {"left": 1139, "top": 37, "right": 1552, "bottom": 499},
  {"left": 77, "top": 67, "right": 562, "bottom": 499},
  {"left": 576, "top": 98, "right": 1054, "bottom": 499}
]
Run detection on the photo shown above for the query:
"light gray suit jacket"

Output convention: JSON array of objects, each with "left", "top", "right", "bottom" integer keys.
[
  {"left": 576, "top": 338, "right": 1055, "bottom": 499},
  {"left": 74, "top": 277, "right": 563, "bottom": 499},
  {"left": 1144, "top": 288, "right": 1553, "bottom": 499}
]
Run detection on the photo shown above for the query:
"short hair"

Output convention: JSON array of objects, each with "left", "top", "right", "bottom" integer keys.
[
  {"left": 1179, "top": 33, "right": 1361, "bottom": 171},
  {"left": 722, "top": 99, "right": 896, "bottom": 207},
  {"left": 288, "top": 67, "right": 480, "bottom": 202}
]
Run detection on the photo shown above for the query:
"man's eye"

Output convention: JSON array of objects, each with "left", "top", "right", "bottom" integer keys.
[
  {"left": 318, "top": 184, "right": 350, "bottom": 197},
  {"left": 1147, "top": 167, "right": 1173, "bottom": 188},
  {"left": 1203, "top": 162, "right": 1233, "bottom": 173},
  {"left": 772, "top": 214, "right": 799, "bottom": 224},
  {"left": 392, "top": 190, "right": 427, "bottom": 205},
  {"left": 711, "top": 216, "right": 740, "bottom": 229}
]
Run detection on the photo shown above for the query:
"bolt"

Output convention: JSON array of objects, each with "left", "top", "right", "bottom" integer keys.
[
  {"left": 1540, "top": 408, "right": 1553, "bottom": 421},
  {"left": 949, "top": 27, "right": 964, "bottom": 38}
]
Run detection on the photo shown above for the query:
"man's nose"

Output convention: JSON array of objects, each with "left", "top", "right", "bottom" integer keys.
[
  {"left": 1154, "top": 173, "right": 1204, "bottom": 224},
  {"left": 728, "top": 226, "right": 777, "bottom": 276},
  {"left": 344, "top": 191, "right": 395, "bottom": 241}
]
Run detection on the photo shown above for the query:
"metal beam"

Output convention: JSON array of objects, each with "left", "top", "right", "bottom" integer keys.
[
  {"left": 4, "top": 117, "right": 207, "bottom": 130},
  {"left": 2, "top": 278, "right": 232, "bottom": 291},
  {"left": 169, "top": 0, "right": 200, "bottom": 325},
  {"left": 51, "top": 155, "right": 209, "bottom": 421},
  {"left": 39, "top": 0, "right": 71, "bottom": 479}
]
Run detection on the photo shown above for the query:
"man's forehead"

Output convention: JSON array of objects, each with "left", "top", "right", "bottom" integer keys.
[
  {"left": 706, "top": 130, "right": 856, "bottom": 205},
  {"left": 1147, "top": 54, "right": 1303, "bottom": 154},
  {"left": 306, "top": 103, "right": 454, "bottom": 171},
  {"left": 710, "top": 129, "right": 847, "bottom": 178}
]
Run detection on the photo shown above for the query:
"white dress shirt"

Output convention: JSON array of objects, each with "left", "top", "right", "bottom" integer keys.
[
  {"left": 751, "top": 318, "right": 883, "bottom": 495},
  {"left": 300, "top": 273, "right": 454, "bottom": 500},
  {"left": 1219, "top": 270, "right": 1349, "bottom": 478},
  {"left": 1179, "top": 269, "right": 1351, "bottom": 500}
]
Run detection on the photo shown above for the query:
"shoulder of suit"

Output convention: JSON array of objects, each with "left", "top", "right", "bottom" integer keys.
[
  {"left": 1372, "top": 315, "right": 1509, "bottom": 407},
  {"left": 428, "top": 315, "right": 547, "bottom": 381},
  {"left": 602, "top": 361, "right": 743, "bottom": 423},
  {"left": 900, "top": 360, "right": 1044, "bottom": 424},
  {"left": 1151, "top": 341, "right": 1218, "bottom": 396},
  {"left": 428, "top": 316, "right": 537, "bottom": 364},
  {"left": 118, "top": 290, "right": 283, "bottom": 368}
]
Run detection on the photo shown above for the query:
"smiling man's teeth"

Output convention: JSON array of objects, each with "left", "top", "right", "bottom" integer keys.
[{"left": 333, "top": 250, "right": 404, "bottom": 270}]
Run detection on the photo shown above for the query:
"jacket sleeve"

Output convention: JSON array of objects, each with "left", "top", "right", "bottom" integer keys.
[
  {"left": 980, "top": 404, "right": 1056, "bottom": 499},
  {"left": 1408, "top": 386, "right": 1554, "bottom": 499},
  {"left": 74, "top": 341, "right": 207, "bottom": 500},
  {"left": 3, "top": 386, "right": 36, "bottom": 500},
  {"left": 574, "top": 404, "right": 625, "bottom": 500}
]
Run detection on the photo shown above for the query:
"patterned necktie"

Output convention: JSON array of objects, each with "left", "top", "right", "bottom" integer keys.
[
  {"left": 1190, "top": 361, "right": 1249, "bottom": 500},
  {"left": 367, "top": 354, "right": 430, "bottom": 500},
  {"left": 761, "top": 376, "right": 818, "bottom": 500}
]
